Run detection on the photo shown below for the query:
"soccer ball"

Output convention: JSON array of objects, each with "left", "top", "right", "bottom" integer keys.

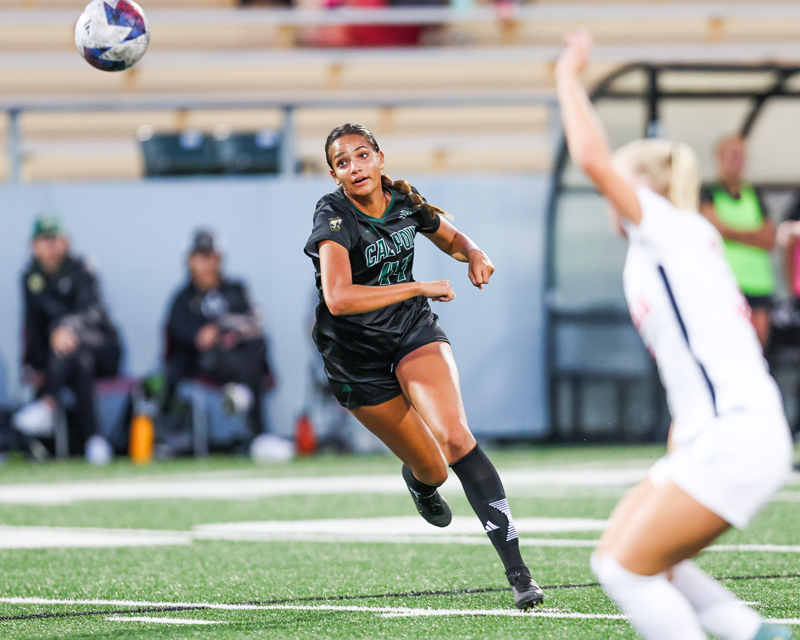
[{"left": 74, "top": 0, "right": 150, "bottom": 72}]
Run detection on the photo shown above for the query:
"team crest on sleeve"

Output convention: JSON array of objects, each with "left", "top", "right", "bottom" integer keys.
[
  {"left": 329, "top": 217, "right": 342, "bottom": 232},
  {"left": 27, "top": 273, "right": 45, "bottom": 294}
]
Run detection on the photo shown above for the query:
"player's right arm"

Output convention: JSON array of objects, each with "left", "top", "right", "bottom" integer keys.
[
  {"left": 319, "top": 240, "right": 454, "bottom": 316},
  {"left": 555, "top": 30, "right": 642, "bottom": 227}
]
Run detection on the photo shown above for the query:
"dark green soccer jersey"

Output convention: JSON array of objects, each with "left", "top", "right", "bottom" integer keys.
[{"left": 304, "top": 186, "right": 442, "bottom": 367}]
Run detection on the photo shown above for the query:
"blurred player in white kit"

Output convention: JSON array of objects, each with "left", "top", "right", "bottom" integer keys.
[{"left": 556, "top": 30, "right": 794, "bottom": 640}]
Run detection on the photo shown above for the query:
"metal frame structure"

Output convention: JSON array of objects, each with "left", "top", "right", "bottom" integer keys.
[
  {"left": 1, "top": 89, "right": 555, "bottom": 183},
  {"left": 544, "top": 62, "right": 800, "bottom": 442}
]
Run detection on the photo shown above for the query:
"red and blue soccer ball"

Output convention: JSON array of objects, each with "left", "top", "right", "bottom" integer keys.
[{"left": 74, "top": 0, "right": 150, "bottom": 72}]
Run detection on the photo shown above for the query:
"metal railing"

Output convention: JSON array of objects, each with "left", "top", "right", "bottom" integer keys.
[{"left": 0, "top": 89, "right": 557, "bottom": 182}]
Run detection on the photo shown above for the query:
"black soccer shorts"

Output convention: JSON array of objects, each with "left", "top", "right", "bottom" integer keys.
[{"left": 323, "top": 319, "right": 449, "bottom": 410}]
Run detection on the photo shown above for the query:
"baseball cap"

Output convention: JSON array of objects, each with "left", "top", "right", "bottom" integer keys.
[
  {"left": 32, "top": 213, "right": 64, "bottom": 240},
  {"left": 189, "top": 229, "right": 218, "bottom": 255}
]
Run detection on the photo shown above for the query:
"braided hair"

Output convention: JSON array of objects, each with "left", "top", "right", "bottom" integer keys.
[{"left": 325, "top": 122, "right": 451, "bottom": 220}]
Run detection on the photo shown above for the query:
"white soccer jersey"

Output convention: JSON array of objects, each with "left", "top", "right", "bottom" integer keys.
[{"left": 622, "top": 186, "right": 783, "bottom": 446}]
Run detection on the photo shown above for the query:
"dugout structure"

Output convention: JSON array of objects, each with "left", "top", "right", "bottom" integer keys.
[{"left": 545, "top": 62, "right": 800, "bottom": 442}]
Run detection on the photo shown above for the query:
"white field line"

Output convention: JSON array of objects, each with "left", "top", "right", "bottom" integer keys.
[
  {"left": 0, "top": 526, "right": 191, "bottom": 550},
  {"left": 3, "top": 596, "right": 800, "bottom": 625},
  {"left": 2, "top": 519, "right": 800, "bottom": 553},
  {"left": 0, "top": 466, "right": 793, "bottom": 506},
  {"left": 193, "top": 516, "right": 609, "bottom": 537},
  {"left": 774, "top": 491, "right": 800, "bottom": 502},
  {"left": 0, "top": 468, "right": 649, "bottom": 506},
  {"left": 706, "top": 544, "right": 800, "bottom": 554},
  {"left": 106, "top": 615, "right": 222, "bottom": 625},
  {"left": 191, "top": 531, "right": 602, "bottom": 548}
]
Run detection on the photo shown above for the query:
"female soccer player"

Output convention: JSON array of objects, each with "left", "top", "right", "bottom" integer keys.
[
  {"left": 304, "top": 122, "right": 543, "bottom": 610},
  {"left": 556, "top": 31, "right": 794, "bottom": 640}
]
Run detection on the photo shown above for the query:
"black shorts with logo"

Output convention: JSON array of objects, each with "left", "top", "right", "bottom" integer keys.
[
  {"left": 744, "top": 294, "right": 773, "bottom": 311},
  {"left": 323, "top": 317, "right": 449, "bottom": 410}
]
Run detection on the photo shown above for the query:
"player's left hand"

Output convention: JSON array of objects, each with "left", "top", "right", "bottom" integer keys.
[
  {"left": 556, "top": 29, "right": 593, "bottom": 79},
  {"left": 467, "top": 249, "right": 495, "bottom": 290}
]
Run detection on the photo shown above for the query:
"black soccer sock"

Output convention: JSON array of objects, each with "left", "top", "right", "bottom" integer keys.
[
  {"left": 450, "top": 444, "right": 525, "bottom": 572},
  {"left": 402, "top": 464, "right": 438, "bottom": 498}
]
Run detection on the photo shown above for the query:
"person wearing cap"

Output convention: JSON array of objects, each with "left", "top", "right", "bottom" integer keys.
[
  {"left": 700, "top": 135, "right": 777, "bottom": 350},
  {"left": 163, "top": 229, "right": 288, "bottom": 459},
  {"left": 14, "top": 214, "right": 122, "bottom": 464}
]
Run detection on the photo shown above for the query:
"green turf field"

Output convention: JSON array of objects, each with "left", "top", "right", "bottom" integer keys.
[{"left": 1, "top": 445, "right": 798, "bottom": 639}]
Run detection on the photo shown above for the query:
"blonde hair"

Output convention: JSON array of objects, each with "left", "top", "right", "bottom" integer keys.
[{"left": 612, "top": 139, "right": 700, "bottom": 212}]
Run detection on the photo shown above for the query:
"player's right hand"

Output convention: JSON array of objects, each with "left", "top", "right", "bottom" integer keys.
[
  {"left": 195, "top": 323, "right": 220, "bottom": 351},
  {"left": 420, "top": 280, "right": 455, "bottom": 302},
  {"left": 51, "top": 326, "right": 79, "bottom": 357}
]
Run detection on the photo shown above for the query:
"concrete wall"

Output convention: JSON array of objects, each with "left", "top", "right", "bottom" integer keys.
[{"left": 0, "top": 174, "right": 550, "bottom": 438}]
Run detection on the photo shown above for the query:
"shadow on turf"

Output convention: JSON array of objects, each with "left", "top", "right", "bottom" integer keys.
[{"left": 2, "top": 573, "right": 799, "bottom": 623}]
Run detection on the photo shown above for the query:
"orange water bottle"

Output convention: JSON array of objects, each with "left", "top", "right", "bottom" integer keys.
[
  {"left": 295, "top": 413, "right": 317, "bottom": 456},
  {"left": 129, "top": 413, "right": 154, "bottom": 464}
]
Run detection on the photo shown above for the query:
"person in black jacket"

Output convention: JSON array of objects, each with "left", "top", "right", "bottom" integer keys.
[
  {"left": 164, "top": 230, "right": 285, "bottom": 457},
  {"left": 14, "top": 214, "right": 121, "bottom": 463}
]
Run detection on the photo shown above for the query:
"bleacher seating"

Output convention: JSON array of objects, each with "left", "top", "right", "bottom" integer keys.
[{"left": 0, "top": 1, "right": 798, "bottom": 180}]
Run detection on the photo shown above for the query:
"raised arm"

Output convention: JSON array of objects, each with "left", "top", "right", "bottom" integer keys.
[
  {"left": 423, "top": 217, "right": 495, "bottom": 290},
  {"left": 555, "top": 30, "right": 642, "bottom": 226},
  {"left": 319, "top": 240, "right": 454, "bottom": 316}
]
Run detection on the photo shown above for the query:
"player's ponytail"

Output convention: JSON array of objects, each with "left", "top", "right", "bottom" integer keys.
[
  {"left": 380, "top": 175, "right": 451, "bottom": 220},
  {"left": 668, "top": 142, "right": 700, "bottom": 212},
  {"left": 612, "top": 138, "right": 699, "bottom": 212}
]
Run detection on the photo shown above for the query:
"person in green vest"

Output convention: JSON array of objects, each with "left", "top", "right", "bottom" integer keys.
[{"left": 700, "top": 135, "right": 776, "bottom": 351}]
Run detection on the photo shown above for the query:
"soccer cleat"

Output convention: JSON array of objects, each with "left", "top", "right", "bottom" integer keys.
[
  {"left": 221, "top": 382, "right": 253, "bottom": 415},
  {"left": 85, "top": 435, "right": 113, "bottom": 466},
  {"left": 249, "top": 433, "right": 295, "bottom": 463},
  {"left": 507, "top": 566, "right": 545, "bottom": 610},
  {"left": 752, "top": 623, "right": 793, "bottom": 640},
  {"left": 13, "top": 400, "right": 55, "bottom": 437},
  {"left": 406, "top": 486, "right": 452, "bottom": 527}
]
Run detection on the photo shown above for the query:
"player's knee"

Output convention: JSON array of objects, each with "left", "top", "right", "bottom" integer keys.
[
  {"left": 439, "top": 429, "right": 476, "bottom": 462},
  {"left": 412, "top": 460, "right": 448, "bottom": 487}
]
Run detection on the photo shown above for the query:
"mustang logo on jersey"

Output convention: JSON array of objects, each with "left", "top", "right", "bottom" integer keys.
[
  {"left": 329, "top": 217, "right": 342, "bottom": 232},
  {"left": 364, "top": 226, "right": 416, "bottom": 267}
]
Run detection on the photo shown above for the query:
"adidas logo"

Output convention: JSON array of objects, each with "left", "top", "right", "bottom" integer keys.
[{"left": 484, "top": 521, "right": 500, "bottom": 533}]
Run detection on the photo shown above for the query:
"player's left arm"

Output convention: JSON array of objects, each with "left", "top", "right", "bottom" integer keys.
[{"left": 423, "top": 217, "right": 495, "bottom": 290}]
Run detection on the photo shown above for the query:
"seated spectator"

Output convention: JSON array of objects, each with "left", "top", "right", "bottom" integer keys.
[
  {"left": 163, "top": 230, "right": 289, "bottom": 459},
  {"left": 300, "top": 0, "right": 444, "bottom": 48},
  {"left": 700, "top": 135, "right": 776, "bottom": 350},
  {"left": 14, "top": 214, "right": 121, "bottom": 464},
  {"left": 777, "top": 195, "right": 800, "bottom": 306}
]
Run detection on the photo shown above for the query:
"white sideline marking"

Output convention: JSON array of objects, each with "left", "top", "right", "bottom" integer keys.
[
  {"left": 3, "top": 596, "right": 800, "bottom": 625},
  {"left": 0, "top": 467, "right": 793, "bottom": 507},
  {"left": 0, "top": 468, "right": 649, "bottom": 506},
  {"left": 194, "top": 516, "right": 608, "bottom": 537},
  {"left": 106, "top": 615, "right": 222, "bottom": 625},
  {"left": 774, "top": 491, "right": 800, "bottom": 502},
  {"left": 0, "top": 517, "right": 604, "bottom": 549},
  {"left": 2, "top": 519, "right": 800, "bottom": 553},
  {"left": 0, "top": 526, "right": 191, "bottom": 550},
  {"left": 706, "top": 544, "right": 800, "bottom": 554}
]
